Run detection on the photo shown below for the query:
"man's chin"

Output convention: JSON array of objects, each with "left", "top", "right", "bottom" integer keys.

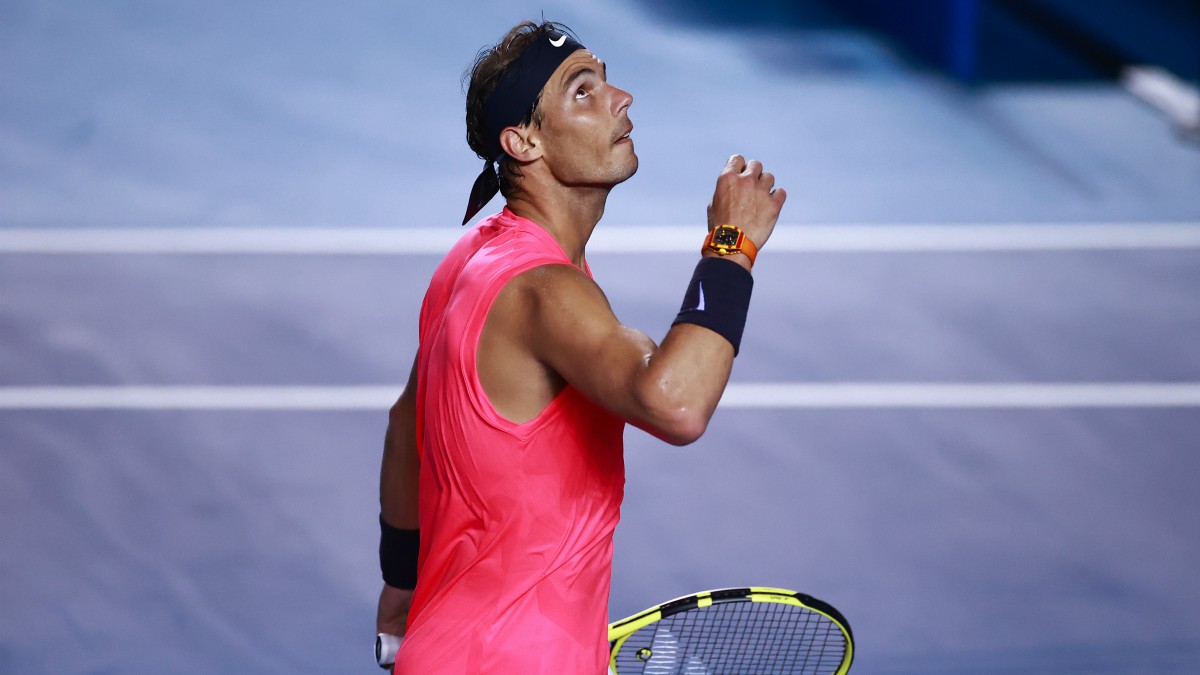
[
  {"left": 615, "top": 155, "right": 638, "bottom": 185},
  {"left": 576, "top": 156, "right": 638, "bottom": 190}
]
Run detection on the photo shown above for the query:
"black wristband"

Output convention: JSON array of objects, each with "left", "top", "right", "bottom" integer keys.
[
  {"left": 379, "top": 514, "right": 420, "bottom": 590},
  {"left": 672, "top": 257, "right": 754, "bottom": 355}
]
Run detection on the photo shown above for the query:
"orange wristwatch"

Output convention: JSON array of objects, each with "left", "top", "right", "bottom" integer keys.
[{"left": 703, "top": 224, "right": 758, "bottom": 265}]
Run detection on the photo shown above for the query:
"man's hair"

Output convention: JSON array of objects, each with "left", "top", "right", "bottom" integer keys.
[{"left": 464, "top": 21, "right": 575, "bottom": 198}]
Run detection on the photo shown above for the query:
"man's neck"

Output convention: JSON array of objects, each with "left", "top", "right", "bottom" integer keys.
[{"left": 506, "top": 183, "right": 610, "bottom": 268}]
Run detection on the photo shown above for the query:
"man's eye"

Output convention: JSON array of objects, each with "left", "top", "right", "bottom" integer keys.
[{"left": 575, "top": 87, "right": 590, "bottom": 99}]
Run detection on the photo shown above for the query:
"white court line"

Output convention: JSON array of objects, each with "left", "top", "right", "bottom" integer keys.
[
  {"left": 0, "top": 386, "right": 400, "bottom": 410},
  {"left": 1, "top": 222, "right": 1199, "bottom": 254},
  {"left": 719, "top": 382, "right": 1200, "bottom": 408},
  {"left": 2, "top": 383, "right": 1199, "bottom": 410}
]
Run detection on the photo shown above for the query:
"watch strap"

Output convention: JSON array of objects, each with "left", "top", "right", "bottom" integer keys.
[{"left": 704, "top": 225, "right": 758, "bottom": 265}]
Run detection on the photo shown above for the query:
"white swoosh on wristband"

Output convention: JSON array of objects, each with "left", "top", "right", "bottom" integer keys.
[{"left": 696, "top": 280, "right": 706, "bottom": 311}]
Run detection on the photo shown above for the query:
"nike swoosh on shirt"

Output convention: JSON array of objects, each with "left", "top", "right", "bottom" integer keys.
[{"left": 549, "top": 35, "right": 567, "bottom": 47}]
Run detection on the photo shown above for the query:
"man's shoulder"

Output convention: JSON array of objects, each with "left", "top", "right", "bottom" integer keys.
[{"left": 497, "top": 262, "right": 608, "bottom": 328}]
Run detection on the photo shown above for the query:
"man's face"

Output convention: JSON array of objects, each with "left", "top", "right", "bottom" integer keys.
[{"left": 532, "top": 49, "right": 637, "bottom": 189}]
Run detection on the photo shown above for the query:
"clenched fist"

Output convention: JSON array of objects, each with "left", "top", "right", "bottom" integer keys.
[{"left": 706, "top": 155, "right": 787, "bottom": 263}]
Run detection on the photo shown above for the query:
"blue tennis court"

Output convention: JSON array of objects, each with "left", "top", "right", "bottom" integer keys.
[{"left": 3, "top": 1, "right": 1199, "bottom": 673}]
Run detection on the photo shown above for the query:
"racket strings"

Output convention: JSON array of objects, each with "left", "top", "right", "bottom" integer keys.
[{"left": 613, "top": 600, "right": 847, "bottom": 674}]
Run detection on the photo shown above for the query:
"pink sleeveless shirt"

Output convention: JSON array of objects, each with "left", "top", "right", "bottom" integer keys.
[{"left": 395, "top": 208, "right": 626, "bottom": 674}]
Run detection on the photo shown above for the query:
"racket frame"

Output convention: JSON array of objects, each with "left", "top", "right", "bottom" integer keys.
[{"left": 608, "top": 586, "right": 854, "bottom": 675}]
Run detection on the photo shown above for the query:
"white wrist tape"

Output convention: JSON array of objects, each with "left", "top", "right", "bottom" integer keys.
[{"left": 376, "top": 633, "right": 402, "bottom": 668}]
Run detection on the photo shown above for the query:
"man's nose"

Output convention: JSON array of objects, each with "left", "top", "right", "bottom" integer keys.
[{"left": 611, "top": 85, "right": 633, "bottom": 115}]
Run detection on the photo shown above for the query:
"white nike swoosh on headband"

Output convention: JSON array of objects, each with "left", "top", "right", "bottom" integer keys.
[{"left": 549, "top": 35, "right": 567, "bottom": 47}]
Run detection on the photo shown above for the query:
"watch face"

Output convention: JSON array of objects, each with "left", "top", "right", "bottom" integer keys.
[{"left": 713, "top": 227, "right": 740, "bottom": 247}]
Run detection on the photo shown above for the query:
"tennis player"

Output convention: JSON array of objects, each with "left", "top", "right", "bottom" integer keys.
[{"left": 375, "top": 20, "right": 785, "bottom": 674}]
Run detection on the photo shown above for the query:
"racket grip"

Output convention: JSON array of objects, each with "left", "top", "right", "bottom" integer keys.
[{"left": 376, "top": 633, "right": 402, "bottom": 669}]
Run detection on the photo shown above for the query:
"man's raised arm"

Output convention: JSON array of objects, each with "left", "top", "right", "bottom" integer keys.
[{"left": 533, "top": 155, "right": 785, "bottom": 444}]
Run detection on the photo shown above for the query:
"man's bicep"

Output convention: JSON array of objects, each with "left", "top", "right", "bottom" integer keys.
[
  {"left": 388, "top": 354, "right": 419, "bottom": 439},
  {"left": 529, "top": 266, "right": 656, "bottom": 417}
]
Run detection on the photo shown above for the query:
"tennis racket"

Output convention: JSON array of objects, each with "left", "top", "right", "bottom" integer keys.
[{"left": 608, "top": 586, "right": 854, "bottom": 675}]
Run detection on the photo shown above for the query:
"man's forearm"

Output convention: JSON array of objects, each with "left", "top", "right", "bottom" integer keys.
[
  {"left": 380, "top": 402, "right": 420, "bottom": 528},
  {"left": 380, "top": 358, "right": 420, "bottom": 529},
  {"left": 628, "top": 321, "right": 736, "bottom": 445}
]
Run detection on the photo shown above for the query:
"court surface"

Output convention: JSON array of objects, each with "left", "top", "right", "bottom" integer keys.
[{"left": 3, "top": 1, "right": 1200, "bottom": 673}]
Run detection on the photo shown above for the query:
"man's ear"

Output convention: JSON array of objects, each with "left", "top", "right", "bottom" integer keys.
[{"left": 498, "top": 125, "right": 542, "bottom": 163}]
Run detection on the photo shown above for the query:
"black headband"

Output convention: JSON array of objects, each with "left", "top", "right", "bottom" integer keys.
[{"left": 462, "top": 29, "right": 585, "bottom": 225}]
